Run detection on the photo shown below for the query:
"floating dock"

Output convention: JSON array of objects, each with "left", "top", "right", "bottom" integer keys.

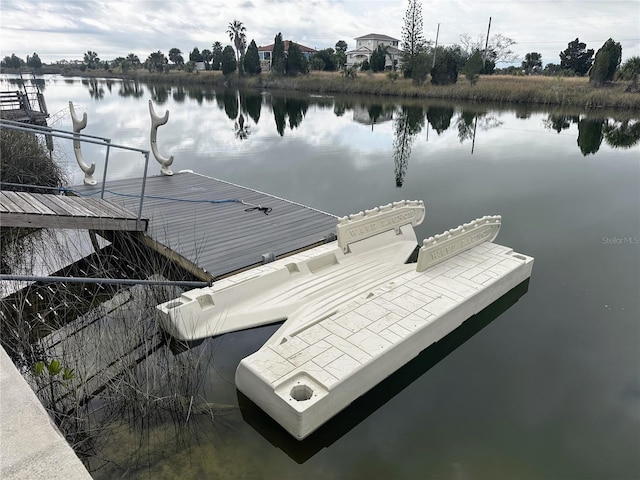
[{"left": 157, "top": 201, "right": 534, "bottom": 439}]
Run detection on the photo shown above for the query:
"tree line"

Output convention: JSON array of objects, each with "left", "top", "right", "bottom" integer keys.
[
  {"left": 0, "top": 20, "right": 341, "bottom": 78},
  {"left": 399, "top": 0, "right": 639, "bottom": 86}
]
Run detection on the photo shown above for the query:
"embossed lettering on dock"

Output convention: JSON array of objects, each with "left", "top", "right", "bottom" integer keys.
[{"left": 347, "top": 210, "right": 415, "bottom": 239}]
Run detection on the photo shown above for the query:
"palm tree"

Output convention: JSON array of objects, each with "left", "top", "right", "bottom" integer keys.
[
  {"left": 83, "top": 51, "right": 100, "bottom": 70},
  {"left": 126, "top": 53, "right": 141, "bottom": 68},
  {"left": 168, "top": 48, "right": 184, "bottom": 68},
  {"left": 227, "top": 20, "right": 247, "bottom": 74},
  {"left": 211, "top": 42, "right": 223, "bottom": 70},
  {"left": 201, "top": 49, "right": 212, "bottom": 70}
]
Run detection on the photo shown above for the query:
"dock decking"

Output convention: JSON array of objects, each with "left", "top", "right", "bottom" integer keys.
[
  {"left": 0, "top": 191, "right": 147, "bottom": 231},
  {"left": 72, "top": 171, "right": 338, "bottom": 281}
]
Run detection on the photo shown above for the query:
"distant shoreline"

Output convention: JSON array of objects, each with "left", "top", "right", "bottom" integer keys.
[{"left": 4, "top": 67, "right": 640, "bottom": 110}]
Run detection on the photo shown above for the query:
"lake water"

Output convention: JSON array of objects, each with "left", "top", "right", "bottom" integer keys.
[{"left": 2, "top": 75, "right": 639, "bottom": 479}]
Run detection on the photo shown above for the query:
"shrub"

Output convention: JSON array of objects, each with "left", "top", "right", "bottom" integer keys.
[
  {"left": 616, "top": 56, "right": 640, "bottom": 81},
  {"left": 221, "top": 46, "right": 237, "bottom": 75},
  {"left": 431, "top": 51, "right": 458, "bottom": 85},
  {"left": 244, "top": 40, "right": 261, "bottom": 75},
  {"left": 590, "top": 38, "right": 621, "bottom": 86},
  {"left": 286, "top": 42, "right": 308, "bottom": 76},
  {"left": 462, "top": 51, "right": 483, "bottom": 85},
  {"left": 411, "top": 53, "right": 430, "bottom": 85},
  {"left": 0, "top": 130, "right": 65, "bottom": 192}
]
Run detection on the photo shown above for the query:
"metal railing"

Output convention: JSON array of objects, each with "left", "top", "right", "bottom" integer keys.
[
  {"left": 0, "top": 119, "right": 150, "bottom": 230},
  {"left": 20, "top": 71, "right": 48, "bottom": 116},
  {"left": 0, "top": 72, "right": 48, "bottom": 122}
]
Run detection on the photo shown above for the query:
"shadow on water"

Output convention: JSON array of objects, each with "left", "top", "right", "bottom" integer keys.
[{"left": 237, "top": 278, "right": 531, "bottom": 463}]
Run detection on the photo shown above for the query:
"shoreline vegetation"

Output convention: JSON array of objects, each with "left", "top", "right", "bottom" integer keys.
[{"left": 6, "top": 67, "right": 639, "bottom": 110}]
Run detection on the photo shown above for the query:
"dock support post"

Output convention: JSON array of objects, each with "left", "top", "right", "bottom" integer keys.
[
  {"left": 69, "top": 101, "right": 97, "bottom": 185},
  {"left": 149, "top": 100, "right": 174, "bottom": 176}
]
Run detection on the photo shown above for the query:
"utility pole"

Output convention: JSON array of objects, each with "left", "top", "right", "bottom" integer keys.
[
  {"left": 432, "top": 23, "right": 440, "bottom": 69},
  {"left": 482, "top": 16, "right": 491, "bottom": 69}
]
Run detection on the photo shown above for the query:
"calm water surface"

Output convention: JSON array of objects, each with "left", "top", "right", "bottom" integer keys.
[{"left": 3, "top": 76, "right": 639, "bottom": 479}]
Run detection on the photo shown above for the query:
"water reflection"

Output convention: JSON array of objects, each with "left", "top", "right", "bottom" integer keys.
[
  {"left": 514, "top": 105, "right": 534, "bottom": 119},
  {"left": 219, "top": 90, "right": 238, "bottom": 120},
  {"left": 604, "top": 119, "right": 640, "bottom": 148},
  {"left": 5, "top": 77, "right": 47, "bottom": 91},
  {"left": 454, "top": 109, "right": 504, "bottom": 155},
  {"left": 65, "top": 78, "right": 640, "bottom": 160},
  {"left": 56, "top": 76, "right": 640, "bottom": 188},
  {"left": 62, "top": 80, "right": 640, "bottom": 156},
  {"left": 235, "top": 114, "right": 250, "bottom": 140},
  {"left": 148, "top": 84, "right": 170, "bottom": 104},
  {"left": 578, "top": 117, "right": 605, "bottom": 155},
  {"left": 215, "top": 91, "right": 263, "bottom": 140},
  {"left": 333, "top": 100, "right": 352, "bottom": 117},
  {"left": 118, "top": 80, "right": 145, "bottom": 98},
  {"left": 393, "top": 105, "right": 424, "bottom": 187},
  {"left": 82, "top": 78, "right": 104, "bottom": 100},
  {"left": 271, "top": 96, "right": 309, "bottom": 136},
  {"left": 352, "top": 103, "right": 394, "bottom": 129},
  {"left": 172, "top": 86, "right": 186, "bottom": 103},
  {"left": 545, "top": 114, "right": 640, "bottom": 154},
  {"left": 426, "top": 105, "right": 454, "bottom": 134},
  {"left": 544, "top": 113, "right": 580, "bottom": 133},
  {"left": 456, "top": 110, "right": 479, "bottom": 143},
  {"left": 243, "top": 92, "right": 262, "bottom": 124}
]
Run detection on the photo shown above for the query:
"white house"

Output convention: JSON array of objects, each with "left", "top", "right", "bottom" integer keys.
[{"left": 346, "top": 33, "right": 402, "bottom": 70}]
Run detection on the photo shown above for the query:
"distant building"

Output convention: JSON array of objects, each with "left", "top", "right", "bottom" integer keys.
[
  {"left": 346, "top": 33, "right": 402, "bottom": 70},
  {"left": 258, "top": 41, "right": 317, "bottom": 71}
]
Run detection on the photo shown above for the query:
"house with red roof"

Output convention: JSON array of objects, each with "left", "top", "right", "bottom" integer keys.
[{"left": 257, "top": 41, "right": 317, "bottom": 71}]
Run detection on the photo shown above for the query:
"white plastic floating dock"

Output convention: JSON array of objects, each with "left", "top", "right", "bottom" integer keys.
[{"left": 157, "top": 201, "right": 534, "bottom": 439}]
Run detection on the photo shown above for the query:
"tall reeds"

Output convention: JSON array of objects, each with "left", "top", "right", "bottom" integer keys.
[{"left": 0, "top": 130, "right": 239, "bottom": 476}]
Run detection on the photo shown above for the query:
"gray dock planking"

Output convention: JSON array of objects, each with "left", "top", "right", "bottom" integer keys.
[
  {"left": 0, "top": 191, "right": 147, "bottom": 231},
  {"left": 72, "top": 171, "right": 338, "bottom": 281}
]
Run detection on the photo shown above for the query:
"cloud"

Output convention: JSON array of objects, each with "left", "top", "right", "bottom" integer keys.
[{"left": 0, "top": 0, "right": 638, "bottom": 64}]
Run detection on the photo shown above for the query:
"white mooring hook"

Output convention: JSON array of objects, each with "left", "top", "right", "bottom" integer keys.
[
  {"left": 69, "top": 101, "right": 97, "bottom": 185},
  {"left": 148, "top": 100, "right": 174, "bottom": 176}
]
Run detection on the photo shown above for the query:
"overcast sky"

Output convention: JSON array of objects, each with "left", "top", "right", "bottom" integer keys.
[{"left": 1, "top": 0, "right": 638, "bottom": 66}]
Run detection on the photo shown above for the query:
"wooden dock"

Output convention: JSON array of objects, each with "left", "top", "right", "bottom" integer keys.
[
  {"left": 0, "top": 90, "right": 48, "bottom": 125},
  {"left": 72, "top": 171, "right": 338, "bottom": 282},
  {"left": 0, "top": 191, "right": 147, "bottom": 231}
]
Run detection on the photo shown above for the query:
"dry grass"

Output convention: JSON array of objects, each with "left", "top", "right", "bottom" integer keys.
[
  {"left": 60, "top": 68, "right": 640, "bottom": 109},
  {"left": 260, "top": 72, "right": 640, "bottom": 109}
]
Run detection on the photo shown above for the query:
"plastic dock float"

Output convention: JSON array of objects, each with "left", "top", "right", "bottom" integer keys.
[{"left": 156, "top": 201, "right": 534, "bottom": 439}]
